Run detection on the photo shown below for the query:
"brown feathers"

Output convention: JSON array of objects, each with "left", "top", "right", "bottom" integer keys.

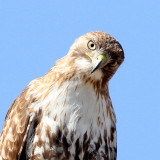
[{"left": 0, "top": 31, "right": 124, "bottom": 160}]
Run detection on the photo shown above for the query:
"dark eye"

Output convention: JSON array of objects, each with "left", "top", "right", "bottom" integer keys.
[
  {"left": 87, "top": 41, "right": 96, "bottom": 50},
  {"left": 109, "top": 61, "right": 118, "bottom": 67}
]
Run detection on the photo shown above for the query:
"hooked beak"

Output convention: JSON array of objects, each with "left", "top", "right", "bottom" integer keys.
[
  {"left": 85, "top": 53, "right": 108, "bottom": 73},
  {"left": 91, "top": 54, "right": 108, "bottom": 73}
]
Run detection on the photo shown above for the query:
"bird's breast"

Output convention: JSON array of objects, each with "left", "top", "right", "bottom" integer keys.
[{"left": 31, "top": 80, "right": 116, "bottom": 159}]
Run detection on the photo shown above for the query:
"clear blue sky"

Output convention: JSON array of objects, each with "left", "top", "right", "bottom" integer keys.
[{"left": 0, "top": 0, "right": 159, "bottom": 159}]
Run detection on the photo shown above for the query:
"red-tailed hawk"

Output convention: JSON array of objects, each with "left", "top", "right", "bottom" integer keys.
[{"left": 0, "top": 31, "right": 124, "bottom": 160}]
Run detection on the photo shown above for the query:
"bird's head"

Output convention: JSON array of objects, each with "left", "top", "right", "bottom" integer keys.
[{"left": 68, "top": 31, "right": 124, "bottom": 81}]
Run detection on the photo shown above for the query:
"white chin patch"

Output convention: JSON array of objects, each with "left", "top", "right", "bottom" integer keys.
[
  {"left": 75, "top": 58, "right": 92, "bottom": 72},
  {"left": 90, "top": 69, "right": 103, "bottom": 80},
  {"left": 75, "top": 58, "right": 103, "bottom": 80}
]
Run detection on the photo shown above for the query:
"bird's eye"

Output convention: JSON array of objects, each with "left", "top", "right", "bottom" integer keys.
[
  {"left": 109, "top": 61, "right": 117, "bottom": 67},
  {"left": 87, "top": 41, "right": 96, "bottom": 50}
]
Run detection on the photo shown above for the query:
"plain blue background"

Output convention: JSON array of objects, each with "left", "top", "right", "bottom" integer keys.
[{"left": 0, "top": 1, "right": 159, "bottom": 159}]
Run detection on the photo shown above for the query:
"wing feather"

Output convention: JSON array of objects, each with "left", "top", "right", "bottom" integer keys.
[{"left": 0, "top": 86, "right": 38, "bottom": 160}]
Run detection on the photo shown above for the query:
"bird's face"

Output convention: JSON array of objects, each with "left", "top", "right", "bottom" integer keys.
[{"left": 69, "top": 31, "right": 124, "bottom": 80}]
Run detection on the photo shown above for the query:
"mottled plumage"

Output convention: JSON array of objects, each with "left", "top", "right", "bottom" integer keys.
[{"left": 0, "top": 31, "right": 124, "bottom": 160}]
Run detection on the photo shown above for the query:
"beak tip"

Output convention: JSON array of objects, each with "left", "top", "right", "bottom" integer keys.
[
  {"left": 91, "top": 59, "right": 102, "bottom": 73},
  {"left": 91, "top": 69, "right": 95, "bottom": 74}
]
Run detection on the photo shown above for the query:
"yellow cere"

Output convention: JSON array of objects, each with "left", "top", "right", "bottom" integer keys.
[{"left": 97, "top": 54, "right": 107, "bottom": 61}]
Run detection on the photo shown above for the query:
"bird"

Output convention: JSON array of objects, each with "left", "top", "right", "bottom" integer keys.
[{"left": 0, "top": 31, "right": 124, "bottom": 160}]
